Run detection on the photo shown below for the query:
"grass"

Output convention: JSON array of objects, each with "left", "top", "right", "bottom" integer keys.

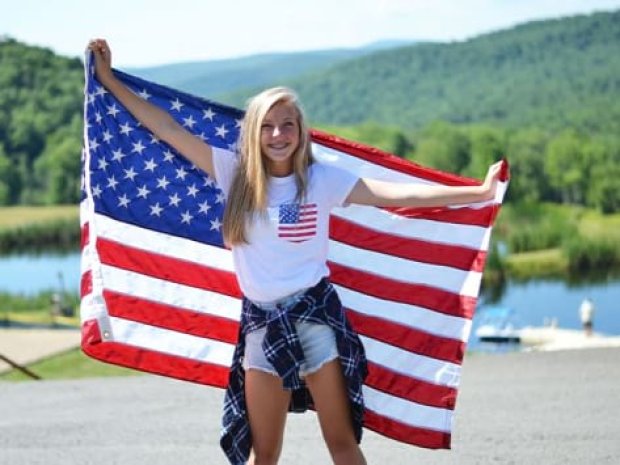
[
  {"left": 0, "top": 205, "right": 80, "bottom": 254},
  {"left": 505, "top": 248, "right": 568, "bottom": 280},
  {"left": 497, "top": 203, "right": 620, "bottom": 277},
  {"left": 1, "top": 311, "right": 79, "bottom": 327},
  {"left": 0, "top": 205, "right": 79, "bottom": 229},
  {"left": 0, "top": 348, "right": 139, "bottom": 381},
  {"left": 578, "top": 210, "right": 620, "bottom": 241}
]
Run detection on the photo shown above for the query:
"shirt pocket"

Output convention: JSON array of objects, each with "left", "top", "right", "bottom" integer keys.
[{"left": 269, "top": 203, "right": 318, "bottom": 244}]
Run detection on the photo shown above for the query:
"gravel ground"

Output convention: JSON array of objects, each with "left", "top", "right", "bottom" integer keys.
[{"left": 1, "top": 348, "right": 619, "bottom": 465}]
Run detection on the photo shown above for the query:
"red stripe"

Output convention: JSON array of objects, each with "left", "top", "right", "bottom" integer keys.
[
  {"left": 329, "top": 262, "right": 477, "bottom": 319},
  {"left": 279, "top": 232, "right": 316, "bottom": 238},
  {"left": 312, "top": 129, "right": 479, "bottom": 187},
  {"left": 103, "top": 290, "right": 239, "bottom": 344},
  {"left": 346, "top": 309, "right": 465, "bottom": 364},
  {"left": 330, "top": 216, "right": 487, "bottom": 272},
  {"left": 81, "top": 222, "right": 90, "bottom": 248},
  {"left": 382, "top": 204, "right": 498, "bottom": 227},
  {"left": 280, "top": 224, "right": 316, "bottom": 230},
  {"left": 363, "top": 408, "right": 451, "bottom": 449},
  {"left": 82, "top": 333, "right": 230, "bottom": 387},
  {"left": 81, "top": 270, "right": 92, "bottom": 297},
  {"left": 97, "top": 238, "right": 241, "bottom": 297},
  {"left": 365, "top": 362, "right": 457, "bottom": 410}
]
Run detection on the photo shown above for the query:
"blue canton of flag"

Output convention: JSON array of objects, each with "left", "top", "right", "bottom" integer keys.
[
  {"left": 277, "top": 203, "right": 318, "bottom": 242},
  {"left": 82, "top": 63, "right": 244, "bottom": 248},
  {"left": 279, "top": 203, "right": 300, "bottom": 224}
]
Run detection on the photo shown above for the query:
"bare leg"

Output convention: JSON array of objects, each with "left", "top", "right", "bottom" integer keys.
[
  {"left": 245, "top": 369, "right": 291, "bottom": 465},
  {"left": 304, "top": 359, "right": 367, "bottom": 465}
]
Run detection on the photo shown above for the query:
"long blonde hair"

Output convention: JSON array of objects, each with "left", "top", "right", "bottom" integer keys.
[{"left": 222, "top": 87, "right": 314, "bottom": 245}]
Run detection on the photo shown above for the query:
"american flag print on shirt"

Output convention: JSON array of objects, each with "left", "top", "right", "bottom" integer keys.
[
  {"left": 278, "top": 203, "right": 318, "bottom": 242},
  {"left": 80, "top": 52, "right": 509, "bottom": 452}
]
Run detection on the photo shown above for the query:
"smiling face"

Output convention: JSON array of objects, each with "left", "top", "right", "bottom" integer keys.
[{"left": 260, "top": 101, "right": 301, "bottom": 177}]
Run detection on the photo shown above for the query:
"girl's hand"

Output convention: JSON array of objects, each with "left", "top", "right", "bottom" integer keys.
[
  {"left": 481, "top": 161, "right": 504, "bottom": 200},
  {"left": 87, "top": 38, "right": 114, "bottom": 84}
]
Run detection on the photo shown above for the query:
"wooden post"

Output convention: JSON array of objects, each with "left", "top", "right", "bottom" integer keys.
[{"left": 0, "top": 354, "right": 41, "bottom": 380}]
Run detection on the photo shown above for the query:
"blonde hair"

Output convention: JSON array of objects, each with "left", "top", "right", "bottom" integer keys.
[{"left": 222, "top": 87, "right": 314, "bottom": 245}]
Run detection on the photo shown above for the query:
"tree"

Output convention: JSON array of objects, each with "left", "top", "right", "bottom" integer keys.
[
  {"left": 409, "top": 121, "right": 470, "bottom": 173},
  {"left": 463, "top": 125, "right": 506, "bottom": 179},
  {"left": 0, "top": 145, "right": 14, "bottom": 205},
  {"left": 504, "top": 128, "right": 550, "bottom": 203},
  {"left": 544, "top": 130, "right": 586, "bottom": 204},
  {"left": 585, "top": 137, "right": 620, "bottom": 213},
  {"left": 33, "top": 118, "right": 82, "bottom": 204}
]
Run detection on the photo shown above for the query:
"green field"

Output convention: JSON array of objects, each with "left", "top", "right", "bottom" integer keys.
[
  {"left": 495, "top": 203, "right": 620, "bottom": 278},
  {"left": 0, "top": 205, "right": 79, "bottom": 229},
  {"left": 0, "top": 348, "right": 139, "bottom": 381}
]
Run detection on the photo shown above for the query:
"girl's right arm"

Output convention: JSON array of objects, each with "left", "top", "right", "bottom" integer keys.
[{"left": 87, "top": 39, "right": 215, "bottom": 179}]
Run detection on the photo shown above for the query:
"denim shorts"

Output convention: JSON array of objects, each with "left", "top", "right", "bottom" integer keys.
[{"left": 242, "top": 290, "right": 339, "bottom": 377}]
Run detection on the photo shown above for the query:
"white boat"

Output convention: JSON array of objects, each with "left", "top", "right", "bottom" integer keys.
[
  {"left": 475, "top": 306, "right": 522, "bottom": 343},
  {"left": 475, "top": 306, "right": 620, "bottom": 351}
]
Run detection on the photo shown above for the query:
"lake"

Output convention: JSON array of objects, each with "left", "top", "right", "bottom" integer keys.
[
  {"left": 0, "top": 252, "right": 82, "bottom": 295},
  {"left": 470, "top": 278, "right": 620, "bottom": 350},
  {"left": 2, "top": 251, "right": 619, "bottom": 349}
]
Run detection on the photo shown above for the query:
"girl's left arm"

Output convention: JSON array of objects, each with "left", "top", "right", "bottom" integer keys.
[{"left": 346, "top": 161, "right": 504, "bottom": 208}]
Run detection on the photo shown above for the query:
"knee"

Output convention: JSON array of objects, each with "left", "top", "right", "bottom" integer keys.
[
  {"left": 323, "top": 431, "right": 358, "bottom": 456},
  {"left": 250, "top": 448, "right": 280, "bottom": 465}
]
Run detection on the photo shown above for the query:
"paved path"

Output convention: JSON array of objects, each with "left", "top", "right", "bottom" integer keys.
[
  {"left": 1, "top": 347, "right": 619, "bottom": 464},
  {"left": 0, "top": 328, "right": 80, "bottom": 373}
]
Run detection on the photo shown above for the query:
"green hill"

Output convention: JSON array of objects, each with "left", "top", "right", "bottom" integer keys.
[
  {"left": 0, "top": 37, "right": 83, "bottom": 205},
  {"left": 1, "top": 11, "right": 619, "bottom": 211},
  {"left": 224, "top": 10, "right": 620, "bottom": 133},
  {"left": 125, "top": 41, "right": 415, "bottom": 98}
]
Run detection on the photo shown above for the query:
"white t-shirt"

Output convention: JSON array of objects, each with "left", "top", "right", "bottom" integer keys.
[{"left": 212, "top": 147, "right": 359, "bottom": 302}]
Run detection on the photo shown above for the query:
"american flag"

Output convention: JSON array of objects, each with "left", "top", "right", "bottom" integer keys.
[
  {"left": 80, "top": 54, "right": 508, "bottom": 450},
  {"left": 278, "top": 203, "right": 318, "bottom": 242}
]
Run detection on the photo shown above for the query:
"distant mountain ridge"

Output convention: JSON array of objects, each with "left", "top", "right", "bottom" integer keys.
[
  {"left": 124, "top": 40, "right": 416, "bottom": 99},
  {"left": 223, "top": 10, "right": 620, "bottom": 133}
]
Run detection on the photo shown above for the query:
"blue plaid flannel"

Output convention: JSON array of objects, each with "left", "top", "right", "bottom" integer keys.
[{"left": 220, "top": 278, "right": 368, "bottom": 465}]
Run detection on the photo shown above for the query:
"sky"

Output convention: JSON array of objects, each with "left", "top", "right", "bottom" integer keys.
[{"left": 3, "top": 0, "right": 619, "bottom": 67}]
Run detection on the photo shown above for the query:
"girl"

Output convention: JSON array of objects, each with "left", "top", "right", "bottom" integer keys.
[{"left": 88, "top": 39, "right": 503, "bottom": 465}]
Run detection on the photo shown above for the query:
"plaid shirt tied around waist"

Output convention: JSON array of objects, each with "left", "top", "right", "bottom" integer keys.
[{"left": 220, "top": 278, "right": 368, "bottom": 465}]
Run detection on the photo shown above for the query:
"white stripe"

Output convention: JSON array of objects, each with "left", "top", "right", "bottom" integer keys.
[
  {"left": 363, "top": 385, "right": 453, "bottom": 433},
  {"left": 86, "top": 198, "right": 490, "bottom": 264},
  {"left": 361, "top": 336, "right": 462, "bottom": 388},
  {"left": 79, "top": 292, "right": 108, "bottom": 323},
  {"left": 80, "top": 246, "right": 96, "bottom": 275},
  {"left": 332, "top": 206, "right": 492, "bottom": 251},
  {"left": 314, "top": 143, "right": 435, "bottom": 185},
  {"left": 335, "top": 285, "right": 471, "bottom": 342},
  {"left": 92, "top": 206, "right": 483, "bottom": 297},
  {"left": 93, "top": 212, "right": 234, "bottom": 272},
  {"left": 80, "top": 198, "right": 89, "bottom": 227},
  {"left": 108, "top": 317, "right": 235, "bottom": 367},
  {"left": 101, "top": 264, "right": 242, "bottom": 321},
  {"left": 315, "top": 142, "right": 501, "bottom": 210},
  {"left": 330, "top": 240, "right": 483, "bottom": 297}
]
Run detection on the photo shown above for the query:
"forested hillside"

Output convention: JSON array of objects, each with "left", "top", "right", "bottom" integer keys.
[
  {"left": 227, "top": 10, "right": 620, "bottom": 133},
  {"left": 126, "top": 41, "right": 414, "bottom": 98},
  {"left": 1, "top": 10, "right": 619, "bottom": 211},
  {"left": 0, "top": 37, "right": 83, "bottom": 205}
]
